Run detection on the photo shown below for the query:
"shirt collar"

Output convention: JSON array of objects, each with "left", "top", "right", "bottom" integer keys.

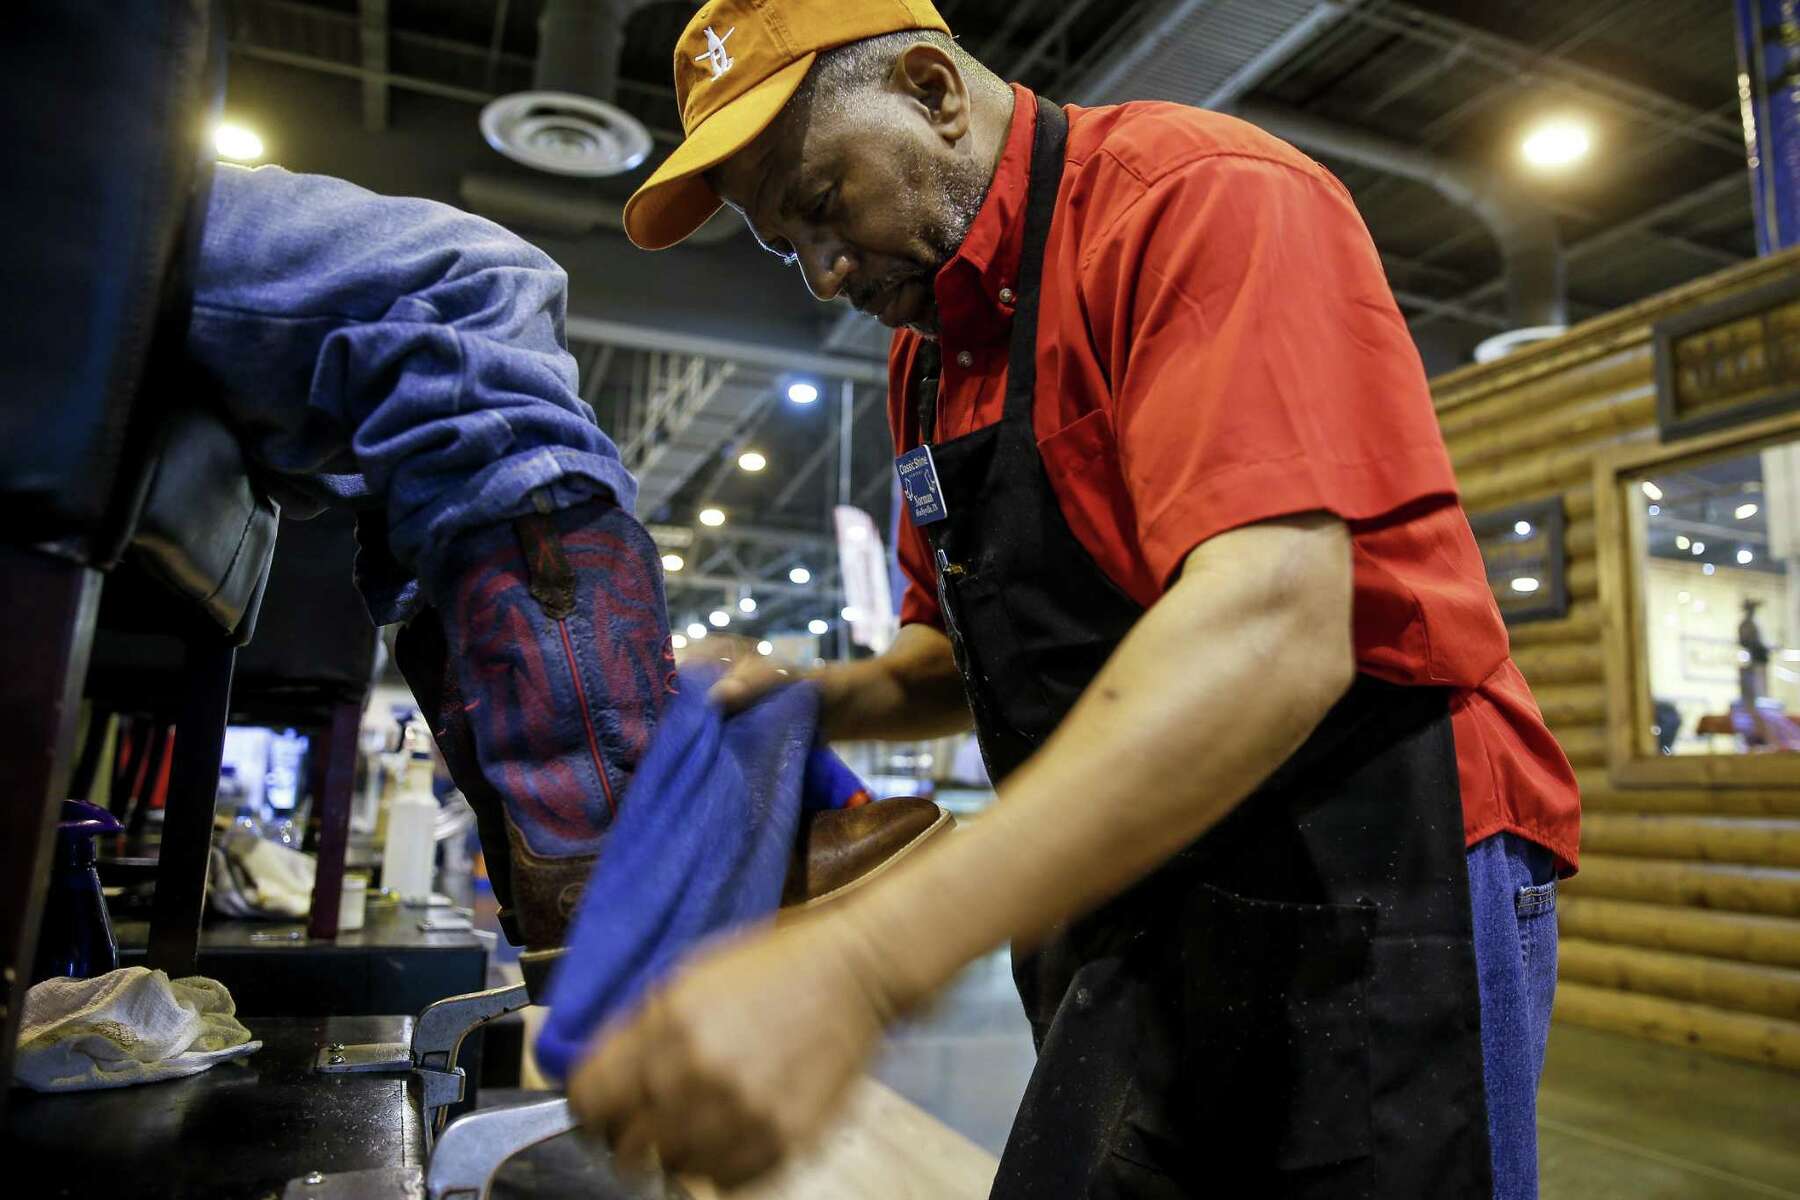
[{"left": 933, "top": 82, "right": 1038, "bottom": 349}]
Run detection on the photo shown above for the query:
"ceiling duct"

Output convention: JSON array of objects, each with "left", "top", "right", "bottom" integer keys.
[
  {"left": 479, "top": 0, "right": 651, "bottom": 177},
  {"left": 1235, "top": 101, "right": 1568, "bottom": 333}
]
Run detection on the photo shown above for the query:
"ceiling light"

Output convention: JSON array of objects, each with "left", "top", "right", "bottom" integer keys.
[
  {"left": 789, "top": 566, "right": 811, "bottom": 585},
  {"left": 661, "top": 553, "right": 684, "bottom": 573},
  {"left": 841, "top": 606, "right": 859, "bottom": 622},
  {"left": 709, "top": 609, "right": 730, "bottom": 627},
  {"left": 214, "top": 122, "right": 265, "bottom": 161},
  {"left": 671, "top": 633, "right": 689, "bottom": 650},
  {"left": 1510, "top": 577, "right": 1541, "bottom": 594},
  {"left": 787, "top": 381, "right": 820, "bottom": 405},
  {"left": 1514, "top": 520, "right": 1533, "bottom": 536},
  {"left": 738, "top": 596, "right": 757, "bottom": 614},
  {"left": 1676, "top": 535, "right": 1691, "bottom": 550},
  {"left": 1521, "top": 118, "right": 1592, "bottom": 170},
  {"left": 698, "top": 507, "right": 726, "bottom": 527},
  {"left": 807, "top": 618, "right": 829, "bottom": 636},
  {"left": 738, "top": 451, "right": 767, "bottom": 472},
  {"left": 1640, "top": 480, "right": 1664, "bottom": 502},
  {"left": 1691, "top": 541, "right": 1706, "bottom": 555},
  {"left": 1648, "top": 504, "right": 1661, "bottom": 516},
  {"left": 1737, "top": 503, "right": 1760, "bottom": 520},
  {"left": 1703, "top": 563, "right": 1716, "bottom": 576},
  {"left": 686, "top": 622, "right": 708, "bottom": 640},
  {"left": 756, "top": 640, "right": 774, "bottom": 656},
  {"left": 1738, "top": 548, "right": 1755, "bottom": 564}
]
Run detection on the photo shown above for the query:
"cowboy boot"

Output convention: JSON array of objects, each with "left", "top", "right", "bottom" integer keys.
[
  {"left": 401, "top": 497, "right": 956, "bottom": 995},
  {"left": 402, "top": 496, "right": 675, "bottom": 993}
]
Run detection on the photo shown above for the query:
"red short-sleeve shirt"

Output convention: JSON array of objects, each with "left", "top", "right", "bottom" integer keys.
[{"left": 890, "top": 85, "right": 1580, "bottom": 870}]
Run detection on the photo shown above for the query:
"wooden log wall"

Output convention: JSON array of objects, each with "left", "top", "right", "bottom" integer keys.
[{"left": 1428, "top": 245, "right": 1800, "bottom": 1073}]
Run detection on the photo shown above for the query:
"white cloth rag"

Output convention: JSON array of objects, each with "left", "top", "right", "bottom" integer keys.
[
  {"left": 13, "top": 967, "right": 262, "bottom": 1092},
  {"left": 208, "top": 828, "right": 315, "bottom": 918}
]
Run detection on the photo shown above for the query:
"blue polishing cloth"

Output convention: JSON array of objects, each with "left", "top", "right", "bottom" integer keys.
[{"left": 534, "top": 667, "right": 868, "bottom": 1081}]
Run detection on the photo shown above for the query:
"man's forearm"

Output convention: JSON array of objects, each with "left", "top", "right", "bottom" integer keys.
[
  {"left": 833, "top": 516, "right": 1355, "bottom": 1008},
  {"left": 813, "top": 622, "right": 973, "bottom": 741}
]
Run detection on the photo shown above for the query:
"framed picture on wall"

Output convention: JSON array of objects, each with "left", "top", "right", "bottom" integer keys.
[
  {"left": 1654, "top": 274, "right": 1800, "bottom": 442},
  {"left": 1469, "top": 498, "right": 1568, "bottom": 625},
  {"left": 1595, "top": 407, "right": 1800, "bottom": 787}
]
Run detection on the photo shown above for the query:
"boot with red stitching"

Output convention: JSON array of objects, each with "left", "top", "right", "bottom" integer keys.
[{"left": 401, "top": 495, "right": 675, "bottom": 991}]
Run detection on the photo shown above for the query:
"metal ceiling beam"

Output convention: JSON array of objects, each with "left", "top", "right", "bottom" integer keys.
[
  {"left": 770, "top": 384, "right": 884, "bottom": 512},
  {"left": 1341, "top": 3, "right": 1741, "bottom": 155},
  {"left": 1408, "top": 173, "right": 1752, "bottom": 331},
  {"left": 358, "top": 0, "right": 389, "bottom": 131},
  {"left": 651, "top": 524, "right": 837, "bottom": 555},
  {"left": 565, "top": 316, "right": 887, "bottom": 384},
  {"left": 1237, "top": 101, "right": 1565, "bottom": 327},
  {"left": 664, "top": 572, "right": 829, "bottom": 598}
]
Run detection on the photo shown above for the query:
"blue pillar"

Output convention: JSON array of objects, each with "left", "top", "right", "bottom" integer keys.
[{"left": 1736, "top": 0, "right": 1800, "bottom": 253}]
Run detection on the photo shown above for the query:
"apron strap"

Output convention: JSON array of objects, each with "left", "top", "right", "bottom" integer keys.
[{"left": 1002, "top": 95, "right": 1069, "bottom": 428}]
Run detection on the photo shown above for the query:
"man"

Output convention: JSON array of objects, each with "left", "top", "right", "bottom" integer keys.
[{"left": 569, "top": 1, "right": 1580, "bottom": 1197}]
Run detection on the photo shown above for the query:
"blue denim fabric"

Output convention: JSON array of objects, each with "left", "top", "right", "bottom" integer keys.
[
  {"left": 1468, "top": 831, "right": 1560, "bottom": 1200},
  {"left": 185, "top": 163, "right": 638, "bottom": 623}
]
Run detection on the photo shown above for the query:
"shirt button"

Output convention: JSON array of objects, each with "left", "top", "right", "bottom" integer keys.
[
  {"left": 956, "top": 350, "right": 974, "bottom": 368},
  {"left": 998, "top": 287, "right": 1016, "bottom": 305}
]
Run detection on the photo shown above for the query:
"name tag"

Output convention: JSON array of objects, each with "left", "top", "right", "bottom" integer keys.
[{"left": 895, "top": 444, "right": 950, "bottom": 526}]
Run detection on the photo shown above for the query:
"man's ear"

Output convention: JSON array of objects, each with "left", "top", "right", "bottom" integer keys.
[{"left": 889, "top": 42, "right": 969, "bottom": 144}]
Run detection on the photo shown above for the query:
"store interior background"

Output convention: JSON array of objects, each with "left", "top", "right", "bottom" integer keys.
[{"left": 36, "top": 2, "right": 1800, "bottom": 1196}]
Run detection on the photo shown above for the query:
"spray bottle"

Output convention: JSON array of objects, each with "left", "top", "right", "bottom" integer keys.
[
  {"left": 32, "top": 801, "right": 124, "bottom": 983},
  {"left": 380, "top": 721, "right": 439, "bottom": 903}
]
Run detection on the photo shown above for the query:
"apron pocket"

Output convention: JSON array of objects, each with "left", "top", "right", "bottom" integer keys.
[{"left": 1181, "top": 880, "right": 1377, "bottom": 1173}]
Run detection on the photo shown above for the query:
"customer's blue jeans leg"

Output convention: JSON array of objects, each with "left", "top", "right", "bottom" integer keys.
[{"left": 1468, "top": 831, "right": 1560, "bottom": 1200}]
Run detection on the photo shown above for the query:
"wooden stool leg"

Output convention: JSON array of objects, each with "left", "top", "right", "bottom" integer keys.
[
  {"left": 306, "top": 700, "right": 362, "bottom": 941},
  {"left": 146, "top": 635, "right": 236, "bottom": 977},
  {"left": 0, "top": 550, "right": 101, "bottom": 1089}
]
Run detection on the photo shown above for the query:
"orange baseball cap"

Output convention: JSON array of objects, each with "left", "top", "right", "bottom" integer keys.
[{"left": 623, "top": 0, "right": 951, "bottom": 251}]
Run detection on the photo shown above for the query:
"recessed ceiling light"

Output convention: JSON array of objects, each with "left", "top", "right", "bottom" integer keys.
[
  {"left": 807, "top": 618, "right": 829, "bottom": 636},
  {"left": 1738, "top": 548, "right": 1754, "bottom": 564},
  {"left": 1510, "top": 577, "right": 1541, "bottom": 594},
  {"left": 699, "top": 507, "right": 726, "bottom": 527},
  {"left": 739, "top": 596, "right": 757, "bottom": 613},
  {"left": 709, "top": 609, "right": 730, "bottom": 627},
  {"left": 661, "top": 553, "right": 684, "bottom": 573},
  {"left": 756, "top": 640, "right": 774, "bottom": 656},
  {"left": 738, "top": 451, "right": 767, "bottom": 472},
  {"left": 1514, "top": 520, "right": 1533, "bottom": 536},
  {"left": 214, "top": 122, "right": 265, "bottom": 161},
  {"left": 787, "top": 382, "right": 819, "bottom": 405},
  {"left": 686, "top": 623, "right": 708, "bottom": 640},
  {"left": 789, "top": 566, "right": 811, "bottom": 585},
  {"left": 1640, "top": 480, "right": 1664, "bottom": 501},
  {"left": 1737, "top": 503, "right": 1759, "bottom": 520},
  {"left": 1521, "top": 118, "right": 1592, "bottom": 170}
]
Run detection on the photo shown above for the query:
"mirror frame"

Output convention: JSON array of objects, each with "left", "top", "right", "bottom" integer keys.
[{"left": 1596, "top": 407, "right": 1800, "bottom": 788}]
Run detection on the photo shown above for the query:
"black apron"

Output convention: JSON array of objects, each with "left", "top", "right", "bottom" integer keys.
[{"left": 911, "top": 96, "right": 1493, "bottom": 1198}]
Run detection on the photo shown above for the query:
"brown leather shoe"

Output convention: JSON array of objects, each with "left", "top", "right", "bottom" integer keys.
[{"left": 781, "top": 796, "right": 955, "bottom": 909}]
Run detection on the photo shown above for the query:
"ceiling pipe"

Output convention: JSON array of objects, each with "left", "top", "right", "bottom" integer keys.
[
  {"left": 1235, "top": 100, "right": 1567, "bottom": 332},
  {"left": 459, "top": 172, "right": 740, "bottom": 244}
]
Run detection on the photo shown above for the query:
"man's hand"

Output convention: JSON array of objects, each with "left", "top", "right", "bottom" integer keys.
[
  {"left": 709, "top": 622, "right": 971, "bottom": 741},
  {"left": 566, "top": 913, "right": 900, "bottom": 1187}
]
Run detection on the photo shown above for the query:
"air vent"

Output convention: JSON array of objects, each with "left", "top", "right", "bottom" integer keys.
[{"left": 479, "top": 91, "right": 651, "bottom": 178}]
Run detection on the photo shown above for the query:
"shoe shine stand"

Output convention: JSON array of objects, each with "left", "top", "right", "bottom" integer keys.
[{"left": 292, "top": 962, "right": 685, "bottom": 1200}]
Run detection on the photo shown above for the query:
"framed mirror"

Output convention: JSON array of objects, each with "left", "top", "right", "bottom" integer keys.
[{"left": 1597, "top": 409, "right": 1800, "bottom": 786}]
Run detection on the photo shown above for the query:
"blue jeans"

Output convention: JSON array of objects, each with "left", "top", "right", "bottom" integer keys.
[
  {"left": 186, "top": 163, "right": 639, "bottom": 623},
  {"left": 1468, "top": 832, "right": 1560, "bottom": 1200}
]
